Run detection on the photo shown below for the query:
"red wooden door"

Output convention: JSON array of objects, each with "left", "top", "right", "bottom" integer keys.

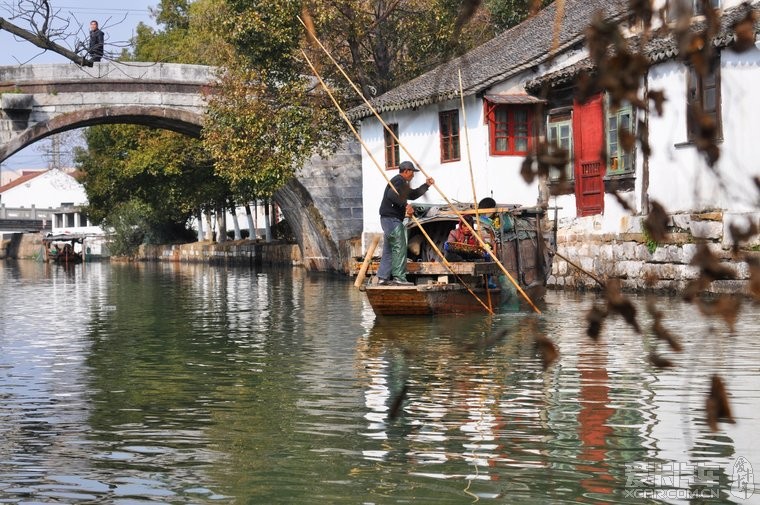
[{"left": 572, "top": 94, "right": 605, "bottom": 216}]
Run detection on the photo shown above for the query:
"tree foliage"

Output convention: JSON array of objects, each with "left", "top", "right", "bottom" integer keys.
[
  {"left": 75, "top": 124, "right": 226, "bottom": 243},
  {"left": 129, "top": 0, "right": 234, "bottom": 64},
  {"left": 485, "top": 0, "right": 551, "bottom": 32},
  {"left": 201, "top": 62, "right": 345, "bottom": 199},
  {"left": 102, "top": 199, "right": 151, "bottom": 258},
  {"left": 224, "top": 0, "right": 503, "bottom": 100}
]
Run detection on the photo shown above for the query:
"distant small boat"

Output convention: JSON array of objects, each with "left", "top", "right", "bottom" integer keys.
[
  {"left": 43, "top": 234, "right": 85, "bottom": 264},
  {"left": 357, "top": 204, "right": 554, "bottom": 315}
]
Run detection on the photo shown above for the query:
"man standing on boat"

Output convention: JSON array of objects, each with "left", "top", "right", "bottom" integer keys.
[{"left": 377, "top": 161, "right": 434, "bottom": 286}]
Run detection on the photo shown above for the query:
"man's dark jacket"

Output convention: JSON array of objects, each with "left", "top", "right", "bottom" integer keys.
[
  {"left": 378, "top": 174, "right": 430, "bottom": 220},
  {"left": 89, "top": 29, "right": 104, "bottom": 60}
]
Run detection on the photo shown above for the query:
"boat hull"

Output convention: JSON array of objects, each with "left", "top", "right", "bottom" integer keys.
[{"left": 365, "top": 283, "right": 503, "bottom": 316}]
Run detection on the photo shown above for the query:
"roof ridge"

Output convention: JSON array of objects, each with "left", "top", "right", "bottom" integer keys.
[
  {"left": 348, "top": 0, "right": 628, "bottom": 120},
  {"left": 0, "top": 169, "right": 47, "bottom": 193}
]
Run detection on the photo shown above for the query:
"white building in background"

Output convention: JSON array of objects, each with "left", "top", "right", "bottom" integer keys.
[
  {"left": 0, "top": 168, "right": 108, "bottom": 256},
  {"left": 0, "top": 168, "right": 85, "bottom": 208}
]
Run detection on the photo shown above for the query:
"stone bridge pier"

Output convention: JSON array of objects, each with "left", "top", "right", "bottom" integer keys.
[{"left": 0, "top": 62, "right": 362, "bottom": 271}]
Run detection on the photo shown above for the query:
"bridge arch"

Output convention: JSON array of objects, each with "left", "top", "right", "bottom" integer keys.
[
  {"left": 0, "top": 105, "right": 203, "bottom": 161},
  {"left": 0, "top": 62, "right": 362, "bottom": 271}
]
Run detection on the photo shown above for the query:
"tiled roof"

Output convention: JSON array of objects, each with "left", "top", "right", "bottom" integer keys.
[
  {"left": 0, "top": 170, "right": 45, "bottom": 193},
  {"left": 526, "top": 3, "right": 760, "bottom": 92},
  {"left": 348, "top": 0, "right": 628, "bottom": 120}
]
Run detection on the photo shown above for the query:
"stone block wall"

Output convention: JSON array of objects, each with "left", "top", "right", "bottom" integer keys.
[
  {"left": 548, "top": 211, "right": 758, "bottom": 295},
  {"left": 276, "top": 137, "right": 363, "bottom": 272},
  {"left": 139, "top": 241, "right": 302, "bottom": 267}
]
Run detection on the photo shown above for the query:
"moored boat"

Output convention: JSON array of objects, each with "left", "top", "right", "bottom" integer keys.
[
  {"left": 43, "top": 234, "right": 86, "bottom": 264},
  {"left": 356, "top": 203, "right": 554, "bottom": 315}
]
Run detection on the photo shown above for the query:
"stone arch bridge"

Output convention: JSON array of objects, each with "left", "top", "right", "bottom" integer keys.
[{"left": 0, "top": 62, "right": 362, "bottom": 271}]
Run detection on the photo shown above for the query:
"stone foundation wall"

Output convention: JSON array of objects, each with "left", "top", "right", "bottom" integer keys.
[
  {"left": 138, "top": 240, "right": 302, "bottom": 267},
  {"left": 2, "top": 232, "right": 46, "bottom": 259},
  {"left": 549, "top": 212, "right": 759, "bottom": 295}
]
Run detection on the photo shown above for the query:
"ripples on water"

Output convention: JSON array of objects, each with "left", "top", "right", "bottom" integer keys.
[{"left": 0, "top": 261, "right": 758, "bottom": 504}]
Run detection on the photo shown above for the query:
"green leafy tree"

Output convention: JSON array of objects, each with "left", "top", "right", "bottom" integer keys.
[
  {"left": 102, "top": 199, "right": 151, "bottom": 258},
  {"left": 202, "top": 61, "right": 344, "bottom": 201},
  {"left": 130, "top": 0, "right": 234, "bottom": 64},
  {"left": 485, "top": 0, "right": 552, "bottom": 32},
  {"left": 75, "top": 124, "right": 229, "bottom": 244},
  {"left": 225, "top": 0, "right": 499, "bottom": 100}
]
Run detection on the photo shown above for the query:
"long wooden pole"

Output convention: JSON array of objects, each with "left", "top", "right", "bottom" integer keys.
[
  {"left": 299, "top": 17, "right": 541, "bottom": 314},
  {"left": 354, "top": 235, "right": 380, "bottom": 288},
  {"left": 458, "top": 68, "right": 479, "bottom": 215},
  {"left": 301, "top": 50, "right": 494, "bottom": 314}
]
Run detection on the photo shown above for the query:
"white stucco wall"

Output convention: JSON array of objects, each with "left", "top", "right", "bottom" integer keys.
[
  {"left": 647, "top": 49, "right": 760, "bottom": 214},
  {"left": 0, "top": 169, "right": 87, "bottom": 208},
  {"left": 360, "top": 95, "right": 540, "bottom": 239},
  {"left": 359, "top": 4, "right": 760, "bottom": 243}
]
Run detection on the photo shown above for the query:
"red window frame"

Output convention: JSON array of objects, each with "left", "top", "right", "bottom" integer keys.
[
  {"left": 487, "top": 104, "right": 532, "bottom": 156},
  {"left": 384, "top": 123, "right": 400, "bottom": 170},
  {"left": 439, "top": 110, "right": 461, "bottom": 163}
]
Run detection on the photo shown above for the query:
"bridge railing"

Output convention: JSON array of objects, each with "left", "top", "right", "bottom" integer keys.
[{"left": 0, "top": 204, "right": 56, "bottom": 221}]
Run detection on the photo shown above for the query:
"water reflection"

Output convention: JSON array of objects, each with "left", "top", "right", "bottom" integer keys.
[
  {"left": 1, "top": 262, "right": 759, "bottom": 503},
  {"left": 355, "top": 295, "right": 760, "bottom": 503}
]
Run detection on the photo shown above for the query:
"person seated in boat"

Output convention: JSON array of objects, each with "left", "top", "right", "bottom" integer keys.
[
  {"left": 475, "top": 197, "right": 498, "bottom": 231},
  {"left": 444, "top": 216, "right": 481, "bottom": 261}
]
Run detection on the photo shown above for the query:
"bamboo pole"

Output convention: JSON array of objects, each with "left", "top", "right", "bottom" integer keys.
[
  {"left": 354, "top": 235, "right": 380, "bottom": 288},
  {"left": 301, "top": 50, "right": 494, "bottom": 315},
  {"left": 551, "top": 247, "right": 606, "bottom": 288},
  {"left": 298, "top": 17, "right": 541, "bottom": 314},
  {"left": 458, "top": 69, "right": 479, "bottom": 216}
]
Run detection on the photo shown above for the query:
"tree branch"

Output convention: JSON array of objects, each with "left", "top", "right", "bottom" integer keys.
[{"left": 1, "top": 16, "right": 91, "bottom": 66}]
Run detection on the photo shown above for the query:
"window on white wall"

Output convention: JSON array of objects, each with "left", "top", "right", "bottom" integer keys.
[
  {"left": 487, "top": 104, "right": 533, "bottom": 155},
  {"left": 687, "top": 56, "right": 721, "bottom": 142},
  {"left": 606, "top": 102, "right": 635, "bottom": 176},
  {"left": 384, "top": 123, "right": 400, "bottom": 170},
  {"left": 439, "top": 110, "right": 461, "bottom": 163},
  {"left": 547, "top": 112, "right": 573, "bottom": 182}
]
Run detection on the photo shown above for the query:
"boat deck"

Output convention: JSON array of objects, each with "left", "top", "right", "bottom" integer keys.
[{"left": 353, "top": 260, "right": 503, "bottom": 277}]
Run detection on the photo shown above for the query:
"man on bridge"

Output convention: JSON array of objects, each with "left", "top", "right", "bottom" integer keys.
[{"left": 88, "top": 20, "right": 104, "bottom": 62}]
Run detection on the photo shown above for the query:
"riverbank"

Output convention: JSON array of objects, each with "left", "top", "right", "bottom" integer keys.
[
  {"left": 3, "top": 232, "right": 303, "bottom": 268},
  {"left": 138, "top": 241, "right": 302, "bottom": 268},
  {"left": 6, "top": 229, "right": 757, "bottom": 297}
]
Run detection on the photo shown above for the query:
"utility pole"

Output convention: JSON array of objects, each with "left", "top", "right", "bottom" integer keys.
[{"left": 48, "top": 134, "right": 62, "bottom": 170}]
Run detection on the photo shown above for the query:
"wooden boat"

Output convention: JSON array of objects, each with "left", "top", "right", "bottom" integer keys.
[
  {"left": 356, "top": 203, "right": 554, "bottom": 315},
  {"left": 43, "top": 234, "right": 85, "bottom": 264}
]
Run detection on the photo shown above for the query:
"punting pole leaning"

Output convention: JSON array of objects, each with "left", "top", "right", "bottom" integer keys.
[
  {"left": 298, "top": 17, "right": 541, "bottom": 315},
  {"left": 458, "top": 68, "right": 480, "bottom": 218},
  {"left": 354, "top": 235, "right": 380, "bottom": 288},
  {"left": 300, "top": 50, "right": 495, "bottom": 314}
]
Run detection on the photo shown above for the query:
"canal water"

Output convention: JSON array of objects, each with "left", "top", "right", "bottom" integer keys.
[{"left": 0, "top": 261, "right": 758, "bottom": 504}]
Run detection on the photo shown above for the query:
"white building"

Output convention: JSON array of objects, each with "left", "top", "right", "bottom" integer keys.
[
  {"left": 352, "top": 0, "right": 760, "bottom": 290},
  {"left": 0, "top": 168, "right": 108, "bottom": 255}
]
